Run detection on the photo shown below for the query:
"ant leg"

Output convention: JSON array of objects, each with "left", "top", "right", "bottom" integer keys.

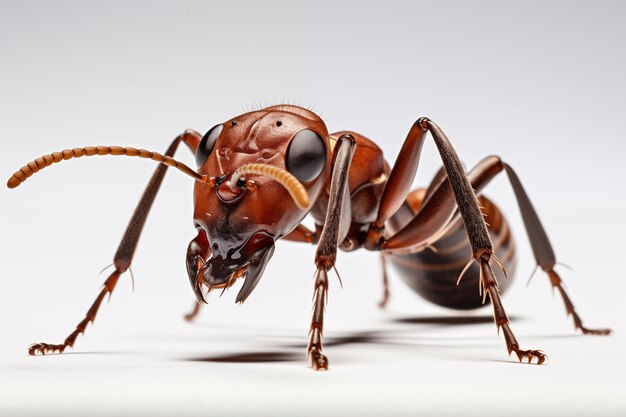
[
  {"left": 382, "top": 155, "right": 504, "bottom": 253},
  {"left": 378, "top": 167, "right": 452, "bottom": 309},
  {"left": 282, "top": 224, "right": 318, "bottom": 244},
  {"left": 308, "top": 134, "right": 356, "bottom": 370},
  {"left": 378, "top": 254, "right": 391, "bottom": 308},
  {"left": 379, "top": 153, "right": 609, "bottom": 362},
  {"left": 367, "top": 118, "right": 546, "bottom": 364},
  {"left": 388, "top": 159, "right": 610, "bottom": 335},
  {"left": 184, "top": 302, "right": 203, "bottom": 322},
  {"left": 422, "top": 165, "right": 447, "bottom": 205},
  {"left": 503, "top": 165, "right": 611, "bottom": 335},
  {"left": 28, "top": 130, "right": 202, "bottom": 355}
]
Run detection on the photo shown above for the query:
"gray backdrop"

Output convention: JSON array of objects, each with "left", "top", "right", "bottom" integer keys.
[{"left": 1, "top": 1, "right": 624, "bottom": 416}]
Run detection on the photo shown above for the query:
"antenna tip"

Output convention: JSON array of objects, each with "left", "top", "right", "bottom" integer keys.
[{"left": 7, "top": 176, "right": 21, "bottom": 189}]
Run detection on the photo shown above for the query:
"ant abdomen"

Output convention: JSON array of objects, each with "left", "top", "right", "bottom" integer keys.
[{"left": 387, "top": 193, "right": 516, "bottom": 310}]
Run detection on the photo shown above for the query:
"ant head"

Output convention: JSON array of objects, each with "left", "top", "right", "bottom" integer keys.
[
  {"left": 5, "top": 104, "right": 331, "bottom": 304},
  {"left": 191, "top": 105, "right": 331, "bottom": 301}
]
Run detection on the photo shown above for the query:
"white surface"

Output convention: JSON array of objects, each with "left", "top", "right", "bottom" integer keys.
[
  {"left": 1, "top": 302, "right": 624, "bottom": 417},
  {"left": 1, "top": 1, "right": 625, "bottom": 416}
]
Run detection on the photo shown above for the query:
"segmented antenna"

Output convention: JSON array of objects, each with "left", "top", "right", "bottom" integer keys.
[
  {"left": 7, "top": 146, "right": 210, "bottom": 189},
  {"left": 229, "top": 163, "right": 310, "bottom": 209}
]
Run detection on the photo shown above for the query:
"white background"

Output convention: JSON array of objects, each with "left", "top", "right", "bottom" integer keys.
[{"left": 1, "top": 1, "right": 625, "bottom": 416}]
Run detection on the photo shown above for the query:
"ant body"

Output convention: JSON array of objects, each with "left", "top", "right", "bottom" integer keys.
[{"left": 7, "top": 105, "right": 610, "bottom": 370}]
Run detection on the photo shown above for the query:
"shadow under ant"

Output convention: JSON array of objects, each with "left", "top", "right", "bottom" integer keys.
[
  {"left": 393, "top": 315, "right": 508, "bottom": 325},
  {"left": 188, "top": 351, "right": 301, "bottom": 363},
  {"left": 182, "top": 314, "right": 508, "bottom": 364}
]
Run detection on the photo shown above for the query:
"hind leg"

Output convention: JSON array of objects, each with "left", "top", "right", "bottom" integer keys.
[{"left": 504, "top": 165, "right": 610, "bottom": 335}]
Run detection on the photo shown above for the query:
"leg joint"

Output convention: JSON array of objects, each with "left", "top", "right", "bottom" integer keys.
[{"left": 416, "top": 117, "right": 430, "bottom": 130}]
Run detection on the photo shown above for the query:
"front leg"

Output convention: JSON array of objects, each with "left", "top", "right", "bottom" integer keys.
[
  {"left": 308, "top": 134, "right": 356, "bottom": 370},
  {"left": 28, "top": 131, "right": 201, "bottom": 355}
]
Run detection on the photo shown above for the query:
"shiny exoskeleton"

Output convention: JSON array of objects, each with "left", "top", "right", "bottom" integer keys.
[
  {"left": 387, "top": 193, "right": 516, "bottom": 310},
  {"left": 7, "top": 104, "right": 610, "bottom": 370}
]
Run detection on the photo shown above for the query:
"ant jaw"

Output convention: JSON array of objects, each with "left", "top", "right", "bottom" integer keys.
[
  {"left": 207, "top": 265, "right": 248, "bottom": 297},
  {"left": 194, "top": 244, "right": 275, "bottom": 304},
  {"left": 235, "top": 244, "right": 275, "bottom": 303}
]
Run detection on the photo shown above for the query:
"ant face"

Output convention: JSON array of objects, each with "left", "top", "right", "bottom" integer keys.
[{"left": 191, "top": 106, "right": 331, "bottom": 301}]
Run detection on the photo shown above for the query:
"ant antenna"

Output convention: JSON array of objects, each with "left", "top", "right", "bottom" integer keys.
[
  {"left": 7, "top": 146, "right": 214, "bottom": 189},
  {"left": 229, "top": 163, "right": 310, "bottom": 209}
]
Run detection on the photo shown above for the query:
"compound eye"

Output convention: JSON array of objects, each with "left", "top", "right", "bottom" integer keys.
[
  {"left": 196, "top": 124, "right": 223, "bottom": 167},
  {"left": 285, "top": 129, "right": 326, "bottom": 182}
]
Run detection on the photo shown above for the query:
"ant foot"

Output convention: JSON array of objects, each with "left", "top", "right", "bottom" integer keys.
[
  {"left": 580, "top": 326, "right": 611, "bottom": 336},
  {"left": 309, "top": 349, "right": 329, "bottom": 371},
  {"left": 511, "top": 348, "right": 547, "bottom": 365},
  {"left": 183, "top": 302, "right": 202, "bottom": 322},
  {"left": 29, "top": 343, "right": 67, "bottom": 355}
]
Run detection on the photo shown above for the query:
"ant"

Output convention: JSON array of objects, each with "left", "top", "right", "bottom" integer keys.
[{"left": 7, "top": 105, "right": 610, "bottom": 370}]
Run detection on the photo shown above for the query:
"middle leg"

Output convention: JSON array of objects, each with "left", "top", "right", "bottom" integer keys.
[{"left": 366, "top": 118, "right": 547, "bottom": 363}]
